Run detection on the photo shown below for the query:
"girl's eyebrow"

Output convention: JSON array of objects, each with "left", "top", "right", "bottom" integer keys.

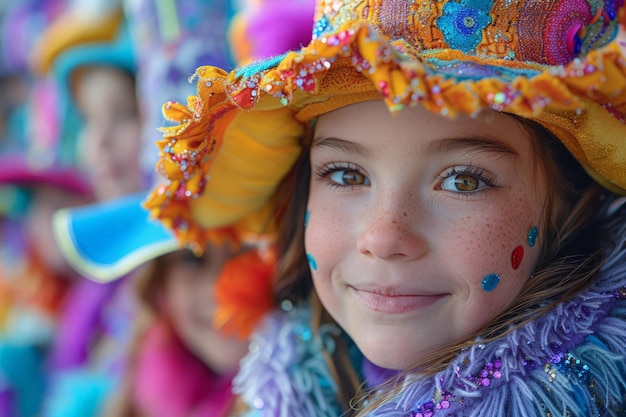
[
  {"left": 312, "top": 136, "right": 371, "bottom": 157},
  {"left": 312, "top": 135, "right": 518, "bottom": 159},
  {"left": 423, "top": 137, "right": 518, "bottom": 158}
]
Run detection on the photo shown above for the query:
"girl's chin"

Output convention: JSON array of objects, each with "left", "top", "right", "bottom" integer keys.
[
  {"left": 351, "top": 331, "right": 440, "bottom": 371},
  {"left": 357, "top": 343, "right": 422, "bottom": 371}
]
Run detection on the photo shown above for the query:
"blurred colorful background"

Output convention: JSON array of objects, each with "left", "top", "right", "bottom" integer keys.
[{"left": 0, "top": 1, "right": 314, "bottom": 416}]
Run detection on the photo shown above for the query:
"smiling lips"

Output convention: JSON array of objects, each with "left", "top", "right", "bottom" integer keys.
[{"left": 349, "top": 286, "right": 447, "bottom": 314}]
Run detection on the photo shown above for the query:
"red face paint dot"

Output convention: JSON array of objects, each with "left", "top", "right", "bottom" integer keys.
[{"left": 511, "top": 245, "right": 524, "bottom": 270}]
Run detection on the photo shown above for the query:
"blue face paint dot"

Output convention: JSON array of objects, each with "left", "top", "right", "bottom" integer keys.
[
  {"left": 304, "top": 210, "right": 310, "bottom": 228},
  {"left": 306, "top": 253, "right": 318, "bottom": 271},
  {"left": 481, "top": 274, "right": 500, "bottom": 292},
  {"left": 527, "top": 226, "right": 538, "bottom": 247}
]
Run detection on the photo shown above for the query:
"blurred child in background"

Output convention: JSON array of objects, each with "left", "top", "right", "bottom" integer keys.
[
  {"left": 26, "top": 6, "right": 142, "bottom": 417},
  {"left": 101, "top": 244, "right": 275, "bottom": 417},
  {"left": 0, "top": 2, "right": 93, "bottom": 416},
  {"left": 0, "top": 168, "right": 91, "bottom": 417},
  {"left": 31, "top": 4, "right": 142, "bottom": 200}
]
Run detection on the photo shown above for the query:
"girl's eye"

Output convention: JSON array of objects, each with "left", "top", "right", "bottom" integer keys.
[
  {"left": 315, "top": 162, "right": 371, "bottom": 188},
  {"left": 437, "top": 166, "right": 496, "bottom": 193},
  {"left": 329, "top": 169, "right": 370, "bottom": 186},
  {"left": 440, "top": 173, "right": 482, "bottom": 191}
]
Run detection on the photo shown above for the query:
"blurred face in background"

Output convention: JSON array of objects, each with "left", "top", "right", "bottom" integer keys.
[
  {"left": 163, "top": 245, "right": 250, "bottom": 374},
  {"left": 74, "top": 66, "right": 143, "bottom": 200}
]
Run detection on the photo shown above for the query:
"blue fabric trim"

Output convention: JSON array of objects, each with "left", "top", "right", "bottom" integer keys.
[
  {"left": 53, "top": 192, "right": 178, "bottom": 282},
  {"left": 235, "top": 52, "right": 290, "bottom": 80}
]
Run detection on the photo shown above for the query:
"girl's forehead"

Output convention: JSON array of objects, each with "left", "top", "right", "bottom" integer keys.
[{"left": 313, "top": 101, "right": 531, "bottom": 154}]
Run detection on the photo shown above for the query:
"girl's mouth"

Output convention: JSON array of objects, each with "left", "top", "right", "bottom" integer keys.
[{"left": 348, "top": 286, "right": 447, "bottom": 314}]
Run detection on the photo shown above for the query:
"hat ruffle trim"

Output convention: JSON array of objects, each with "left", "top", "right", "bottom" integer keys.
[
  {"left": 232, "top": 21, "right": 626, "bottom": 119},
  {"left": 144, "top": 76, "right": 285, "bottom": 253},
  {"left": 144, "top": 20, "right": 626, "bottom": 251}
]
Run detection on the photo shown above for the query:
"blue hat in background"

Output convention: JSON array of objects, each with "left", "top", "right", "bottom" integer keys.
[
  {"left": 53, "top": 192, "right": 177, "bottom": 283},
  {"left": 50, "top": 22, "right": 136, "bottom": 98},
  {"left": 50, "top": 22, "right": 137, "bottom": 168}
]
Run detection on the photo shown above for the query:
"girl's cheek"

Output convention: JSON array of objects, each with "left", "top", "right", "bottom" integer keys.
[
  {"left": 449, "top": 198, "right": 538, "bottom": 285},
  {"left": 305, "top": 201, "right": 349, "bottom": 264}
]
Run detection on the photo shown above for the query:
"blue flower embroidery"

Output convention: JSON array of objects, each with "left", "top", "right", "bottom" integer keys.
[{"left": 437, "top": 0, "right": 493, "bottom": 53}]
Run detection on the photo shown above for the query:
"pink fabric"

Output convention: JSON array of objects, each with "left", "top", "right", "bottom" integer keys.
[
  {"left": 240, "top": 0, "right": 315, "bottom": 60},
  {"left": 0, "top": 155, "right": 91, "bottom": 195},
  {"left": 133, "top": 321, "right": 235, "bottom": 417}
]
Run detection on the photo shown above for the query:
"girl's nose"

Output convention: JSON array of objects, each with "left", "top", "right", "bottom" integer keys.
[{"left": 356, "top": 194, "right": 430, "bottom": 262}]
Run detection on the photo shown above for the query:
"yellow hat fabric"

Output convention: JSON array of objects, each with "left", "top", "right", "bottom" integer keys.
[
  {"left": 145, "top": 0, "right": 626, "bottom": 252},
  {"left": 30, "top": 7, "right": 124, "bottom": 75},
  {"left": 144, "top": 80, "right": 303, "bottom": 252}
]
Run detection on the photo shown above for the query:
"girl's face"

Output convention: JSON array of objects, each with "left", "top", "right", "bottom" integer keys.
[
  {"left": 307, "top": 100, "right": 548, "bottom": 370},
  {"left": 74, "top": 67, "right": 143, "bottom": 200},
  {"left": 163, "top": 245, "right": 249, "bottom": 374}
]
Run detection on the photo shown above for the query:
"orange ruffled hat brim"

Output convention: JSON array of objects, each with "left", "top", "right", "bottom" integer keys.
[{"left": 145, "top": 19, "right": 626, "bottom": 252}]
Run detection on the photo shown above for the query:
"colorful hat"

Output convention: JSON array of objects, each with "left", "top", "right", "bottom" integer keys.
[
  {"left": 52, "top": 193, "right": 177, "bottom": 283},
  {"left": 29, "top": 6, "right": 125, "bottom": 76},
  {"left": 48, "top": 23, "right": 136, "bottom": 89},
  {"left": 0, "top": 154, "right": 91, "bottom": 196},
  {"left": 48, "top": 0, "right": 243, "bottom": 284},
  {"left": 143, "top": 0, "right": 626, "bottom": 252},
  {"left": 51, "top": 186, "right": 276, "bottom": 338}
]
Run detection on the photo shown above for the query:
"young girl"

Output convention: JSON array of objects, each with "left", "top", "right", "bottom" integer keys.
[
  {"left": 144, "top": 0, "right": 626, "bottom": 415},
  {"left": 31, "top": 8, "right": 143, "bottom": 200},
  {"left": 100, "top": 244, "right": 274, "bottom": 417}
]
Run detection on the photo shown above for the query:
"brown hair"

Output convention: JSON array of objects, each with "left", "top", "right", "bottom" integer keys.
[{"left": 270, "top": 114, "right": 610, "bottom": 415}]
